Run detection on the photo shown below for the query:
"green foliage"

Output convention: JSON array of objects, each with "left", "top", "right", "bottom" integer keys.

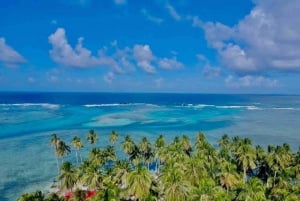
[{"left": 18, "top": 131, "right": 300, "bottom": 201}]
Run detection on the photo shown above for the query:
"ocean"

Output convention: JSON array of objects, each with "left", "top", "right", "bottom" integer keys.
[{"left": 0, "top": 92, "right": 300, "bottom": 200}]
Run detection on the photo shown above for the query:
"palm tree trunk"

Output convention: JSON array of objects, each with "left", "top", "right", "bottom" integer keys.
[
  {"left": 56, "top": 156, "right": 60, "bottom": 175},
  {"left": 273, "top": 171, "right": 277, "bottom": 187},
  {"left": 79, "top": 151, "right": 83, "bottom": 163},
  {"left": 243, "top": 167, "right": 247, "bottom": 183},
  {"left": 75, "top": 150, "right": 79, "bottom": 164}
]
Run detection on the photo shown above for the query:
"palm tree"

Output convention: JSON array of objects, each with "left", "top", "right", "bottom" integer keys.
[
  {"left": 121, "top": 135, "right": 139, "bottom": 162},
  {"left": 235, "top": 138, "right": 256, "bottom": 182},
  {"left": 111, "top": 160, "right": 132, "bottom": 187},
  {"left": 181, "top": 135, "right": 192, "bottom": 156},
  {"left": 237, "top": 177, "right": 267, "bottom": 201},
  {"left": 160, "top": 161, "right": 191, "bottom": 201},
  {"left": 103, "top": 145, "right": 116, "bottom": 162},
  {"left": 50, "top": 133, "right": 61, "bottom": 175},
  {"left": 218, "top": 161, "right": 240, "bottom": 193},
  {"left": 154, "top": 135, "right": 166, "bottom": 173},
  {"left": 58, "top": 161, "right": 77, "bottom": 191},
  {"left": 72, "top": 136, "right": 84, "bottom": 164},
  {"left": 125, "top": 165, "right": 152, "bottom": 200},
  {"left": 81, "top": 164, "right": 103, "bottom": 190},
  {"left": 139, "top": 137, "right": 153, "bottom": 170},
  {"left": 191, "top": 177, "right": 217, "bottom": 201},
  {"left": 17, "top": 191, "right": 45, "bottom": 201},
  {"left": 91, "top": 181, "right": 120, "bottom": 201},
  {"left": 109, "top": 130, "right": 119, "bottom": 145},
  {"left": 267, "top": 145, "right": 292, "bottom": 187},
  {"left": 56, "top": 140, "right": 71, "bottom": 162},
  {"left": 71, "top": 189, "right": 87, "bottom": 201},
  {"left": 87, "top": 129, "right": 98, "bottom": 146}
]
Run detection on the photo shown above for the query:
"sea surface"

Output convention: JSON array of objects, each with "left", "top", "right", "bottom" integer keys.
[{"left": 0, "top": 92, "right": 300, "bottom": 200}]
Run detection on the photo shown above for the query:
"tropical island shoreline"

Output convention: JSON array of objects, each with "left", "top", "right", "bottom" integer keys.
[{"left": 17, "top": 130, "right": 300, "bottom": 201}]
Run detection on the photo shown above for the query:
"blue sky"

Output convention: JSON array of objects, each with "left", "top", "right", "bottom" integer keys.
[{"left": 1, "top": 0, "right": 300, "bottom": 93}]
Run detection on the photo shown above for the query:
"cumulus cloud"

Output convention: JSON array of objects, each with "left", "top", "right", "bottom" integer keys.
[
  {"left": 49, "top": 28, "right": 184, "bottom": 79},
  {"left": 104, "top": 72, "right": 115, "bottom": 83},
  {"left": 225, "top": 75, "right": 278, "bottom": 88},
  {"left": 202, "top": 65, "right": 221, "bottom": 78},
  {"left": 133, "top": 45, "right": 156, "bottom": 74},
  {"left": 158, "top": 57, "right": 183, "bottom": 70},
  {"left": 0, "top": 38, "right": 26, "bottom": 66},
  {"left": 141, "top": 9, "right": 163, "bottom": 24},
  {"left": 49, "top": 28, "right": 100, "bottom": 68},
  {"left": 201, "top": 0, "right": 300, "bottom": 74},
  {"left": 166, "top": 3, "right": 181, "bottom": 21}
]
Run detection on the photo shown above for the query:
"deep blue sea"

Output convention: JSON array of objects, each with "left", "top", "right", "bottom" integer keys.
[{"left": 1, "top": 92, "right": 300, "bottom": 201}]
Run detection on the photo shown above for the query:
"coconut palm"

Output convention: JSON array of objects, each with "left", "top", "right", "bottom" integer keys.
[
  {"left": 181, "top": 135, "right": 192, "bottom": 156},
  {"left": 56, "top": 140, "right": 71, "bottom": 161},
  {"left": 72, "top": 136, "right": 84, "bottom": 164},
  {"left": 125, "top": 165, "right": 152, "bottom": 200},
  {"left": 17, "top": 191, "right": 45, "bottom": 201},
  {"left": 154, "top": 135, "right": 166, "bottom": 173},
  {"left": 139, "top": 137, "right": 153, "bottom": 170},
  {"left": 71, "top": 189, "right": 87, "bottom": 201},
  {"left": 81, "top": 164, "right": 103, "bottom": 190},
  {"left": 160, "top": 161, "right": 191, "bottom": 201},
  {"left": 267, "top": 145, "right": 292, "bottom": 187},
  {"left": 111, "top": 160, "right": 132, "bottom": 186},
  {"left": 237, "top": 177, "right": 267, "bottom": 201},
  {"left": 58, "top": 161, "right": 77, "bottom": 191},
  {"left": 87, "top": 129, "right": 98, "bottom": 146},
  {"left": 109, "top": 130, "right": 119, "bottom": 145},
  {"left": 218, "top": 161, "right": 240, "bottom": 193},
  {"left": 235, "top": 138, "right": 256, "bottom": 182},
  {"left": 50, "top": 133, "right": 61, "bottom": 175},
  {"left": 91, "top": 181, "right": 120, "bottom": 201},
  {"left": 121, "top": 135, "right": 139, "bottom": 162},
  {"left": 191, "top": 177, "right": 217, "bottom": 201}
]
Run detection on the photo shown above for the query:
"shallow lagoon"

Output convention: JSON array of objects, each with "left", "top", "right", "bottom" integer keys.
[{"left": 1, "top": 93, "right": 300, "bottom": 200}]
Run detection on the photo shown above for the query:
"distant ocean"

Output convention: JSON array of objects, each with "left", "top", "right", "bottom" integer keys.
[{"left": 1, "top": 92, "right": 300, "bottom": 201}]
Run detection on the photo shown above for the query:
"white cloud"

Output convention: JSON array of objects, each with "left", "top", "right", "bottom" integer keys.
[
  {"left": 141, "top": 9, "right": 163, "bottom": 24},
  {"left": 0, "top": 38, "right": 26, "bottom": 65},
  {"left": 166, "top": 3, "right": 181, "bottom": 21},
  {"left": 202, "top": 65, "right": 221, "bottom": 78},
  {"left": 49, "top": 28, "right": 184, "bottom": 77},
  {"left": 49, "top": 28, "right": 100, "bottom": 68},
  {"left": 133, "top": 45, "right": 156, "bottom": 74},
  {"left": 158, "top": 57, "right": 183, "bottom": 70},
  {"left": 104, "top": 72, "right": 115, "bottom": 83},
  {"left": 114, "top": 0, "right": 126, "bottom": 5},
  {"left": 225, "top": 75, "right": 278, "bottom": 88},
  {"left": 201, "top": 0, "right": 300, "bottom": 74}
]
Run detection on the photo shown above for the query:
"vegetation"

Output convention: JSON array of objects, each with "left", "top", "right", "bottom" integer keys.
[{"left": 18, "top": 131, "right": 300, "bottom": 201}]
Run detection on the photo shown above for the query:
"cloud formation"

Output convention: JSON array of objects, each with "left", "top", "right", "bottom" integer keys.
[
  {"left": 49, "top": 28, "right": 100, "bottom": 68},
  {"left": 133, "top": 45, "right": 156, "bottom": 74},
  {"left": 158, "top": 57, "right": 183, "bottom": 70},
  {"left": 166, "top": 3, "right": 181, "bottom": 21},
  {"left": 201, "top": 0, "right": 300, "bottom": 74},
  {"left": 225, "top": 75, "right": 278, "bottom": 88},
  {"left": 141, "top": 9, "right": 163, "bottom": 24},
  {"left": 49, "top": 28, "right": 183, "bottom": 78},
  {"left": 0, "top": 38, "right": 26, "bottom": 66}
]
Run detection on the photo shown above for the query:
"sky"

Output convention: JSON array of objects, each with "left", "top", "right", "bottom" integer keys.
[{"left": 1, "top": 0, "right": 300, "bottom": 93}]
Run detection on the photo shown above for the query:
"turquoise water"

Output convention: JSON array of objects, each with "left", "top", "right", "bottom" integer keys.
[{"left": 0, "top": 93, "right": 300, "bottom": 200}]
